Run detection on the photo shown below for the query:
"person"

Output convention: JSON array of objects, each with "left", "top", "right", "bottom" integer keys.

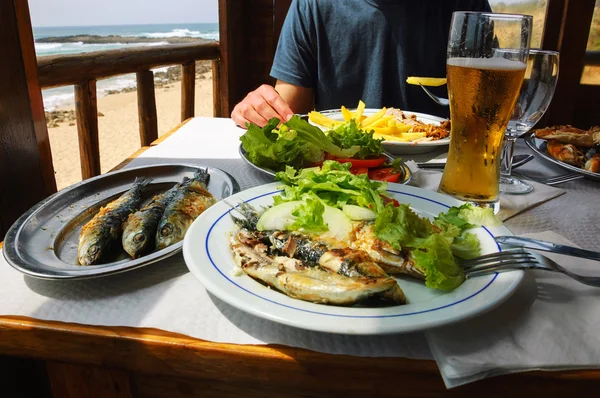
[{"left": 231, "top": 0, "right": 492, "bottom": 128}]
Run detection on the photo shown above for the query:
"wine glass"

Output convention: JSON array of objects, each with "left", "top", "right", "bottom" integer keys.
[
  {"left": 438, "top": 12, "right": 532, "bottom": 212},
  {"left": 499, "top": 49, "right": 560, "bottom": 195}
]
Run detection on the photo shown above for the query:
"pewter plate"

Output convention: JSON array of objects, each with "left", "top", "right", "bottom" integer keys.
[
  {"left": 524, "top": 132, "right": 600, "bottom": 181},
  {"left": 3, "top": 164, "right": 240, "bottom": 280},
  {"left": 238, "top": 144, "right": 412, "bottom": 185}
]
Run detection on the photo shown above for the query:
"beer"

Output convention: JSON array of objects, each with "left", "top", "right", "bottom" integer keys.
[{"left": 439, "top": 57, "right": 526, "bottom": 204}]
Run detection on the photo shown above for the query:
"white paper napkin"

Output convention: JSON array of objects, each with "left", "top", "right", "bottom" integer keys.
[
  {"left": 405, "top": 164, "right": 566, "bottom": 221},
  {"left": 426, "top": 231, "right": 600, "bottom": 388}
]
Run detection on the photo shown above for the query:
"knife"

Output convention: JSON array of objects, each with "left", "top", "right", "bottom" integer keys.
[{"left": 495, "top": 236, "right": 600, "bottom": 262}]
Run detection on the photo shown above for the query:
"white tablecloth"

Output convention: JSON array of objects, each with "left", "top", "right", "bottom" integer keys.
[{"left": 1, "top": 117, "right": 598, "bottom": 388}]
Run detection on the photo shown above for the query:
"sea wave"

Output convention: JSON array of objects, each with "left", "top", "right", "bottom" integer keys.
[
  {"left": 35, "top": 41, "right": 172, "bottom": 56},
  {"left": 135, "top": 28, "right": 219, "bottom": 40}
]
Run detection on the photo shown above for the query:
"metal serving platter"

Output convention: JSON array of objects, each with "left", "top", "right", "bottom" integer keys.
[
  {"left": 238, "top": 144, "right": 412, "bottom": 185},
  {"left": 3, "top": 164, "right": 240, "bottom": 280},
  {"left": 524, "top": 132, "right": 600, "bottom": 181}
]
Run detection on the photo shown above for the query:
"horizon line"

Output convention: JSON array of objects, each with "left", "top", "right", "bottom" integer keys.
[{"left": 32, "top": 21, "right": 219, "bottom": 29}]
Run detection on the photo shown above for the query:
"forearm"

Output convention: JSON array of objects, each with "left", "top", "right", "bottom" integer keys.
[{"left": 275, "top": 80, "right": 314, "bottom": 114}]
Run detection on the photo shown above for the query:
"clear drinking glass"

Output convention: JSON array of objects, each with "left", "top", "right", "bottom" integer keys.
[
  {"left": 499, "top": 49, "right": 560, "bottom": 195},
  {"left": 438, "top": 12, "right": 532, "bottom": 212}
]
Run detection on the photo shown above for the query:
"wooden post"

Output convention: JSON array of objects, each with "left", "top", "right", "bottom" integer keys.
[
  {"left": 0, "top": 0, "right": 57, "bottom": 239},
  {"left": 75, "top": 79, "right": 101, "bottom": 179},
  {"left": 212, "top": 59, "right": 222, "bottom": 117},
  {"left": 541, "top": 0, "right": 596, "bottom": 126},
  {"left": 46, "top": 362, "right": 133, "bottom": 398},
  {"left": 218, "top": 0, "right": 275, "bottom": 117},
  {"left": 181, "top": 62, "right": 196, "bottom": 121},
  {"left": 136, "top": 70, "right": 158, "bottom": 146}
]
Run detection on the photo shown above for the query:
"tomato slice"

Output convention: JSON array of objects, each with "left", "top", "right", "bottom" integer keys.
[
  {"left": 369, "top": 167, "right": 401, "bottom": 183},
  {"left": 380, "top": 194, "right": 400, "bottom": 207},
  {"left": 349, "top": 166, "right": 369, "bottom": 175},
  {"left": 326, "top": 154, "right": 387, "bottom": 168}
]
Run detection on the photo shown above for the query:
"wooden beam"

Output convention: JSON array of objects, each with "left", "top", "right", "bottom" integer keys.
[
  {"left": 541, "top": 0, "right": 566, "bottom": 51},
  {"left": 136, "top": 70, "right": 158, "bottom": 146},
  {"left": 543, "top": 0, "right": 596, "bottom": 126},
  {"left": 46, "top": 362, "right": 133, "bottom": 398},
  {"left": 0, "top": 0, "right": 56, "bottom": 239},
  {"left": 75, "top": 79, "right": 101, "bottom": 179},
  {"left": 212, "top": 59, "right": 222, "bottom": 117},
  {"left": 181, "top": 62, "right": 196, "bottom": 121},
  {"left": 218, "top": 0, "right": 275, "bottom": 117},
  {"left": 38, "top": 42, "right": 220, "bottom": 89},
  {"left": 0, "top": 316, "right": 600, "bottom": 397}
]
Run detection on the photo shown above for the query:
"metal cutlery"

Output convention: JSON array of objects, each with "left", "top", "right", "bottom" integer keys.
[
  {"left": 419, "top": 84, "right": 450, "bottom": 106},
  {"left": 511, "top": 171, "right": 584, "bottom": 185},
  {"left": 461, "top": 249, "right": 600, "bottom": 287},
  {"left": 416, "top": 154, "right": 534, "bottom": 170},
  {"left": 496, "top": 236, "right": 600, "bottom": 262}
]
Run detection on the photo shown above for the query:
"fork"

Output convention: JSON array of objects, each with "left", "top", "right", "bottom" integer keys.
[
  {"left": 419, "top": 84, "right": 450, "bottom": 106},
  {"left": 511, "top": 171, "right": 584, "bottom": 186},
  {"left": 461, "top": 249, "right": 600, "bottom": 287}
]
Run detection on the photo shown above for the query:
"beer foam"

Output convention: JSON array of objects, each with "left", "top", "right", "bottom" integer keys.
[{"left": 447, "top": 57, "right": 526, "bottom": 70}]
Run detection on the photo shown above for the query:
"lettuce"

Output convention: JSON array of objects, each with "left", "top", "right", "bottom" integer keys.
[
  {"left": 411, "top": 234, "right": 465, "bottom": 290},
  {"left": 290, "top": 197, "right": 328, "bottom": 233},
  {"left": 326, "top": 120, "right": 384, "bottom": 159},
  {"left": 284, "top": 116, "right": 360, "bottom": 159},
  {"left": 274, "top": 161, "right": 389, "bottom": 211},
  {"left": 240, "top": 116, "right": 360, "bottom": 171},
  {"left": 373, "top": 204, "right": 433, "bottom": 251}
]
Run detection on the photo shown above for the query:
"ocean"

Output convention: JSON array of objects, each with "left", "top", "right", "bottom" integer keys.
[{"left": 35, "top": 23, "right": 219, "bottom": 110}]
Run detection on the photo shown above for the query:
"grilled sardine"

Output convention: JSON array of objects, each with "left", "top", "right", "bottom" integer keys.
[
  {"left": 122, "top": 181, "right": 183, "bottom": 258},
  {"left": 155, "top": 169, "right": 216, "bottom": 250},
  {"left": 78, "top": 177, "right": 150, "bottom": 265},
  {"left": 230, "top": 231, "right": 397, "bottom": 306}
]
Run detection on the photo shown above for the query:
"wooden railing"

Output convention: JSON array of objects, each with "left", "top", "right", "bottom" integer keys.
[{"left": 36, "top": 42, "right": 221, "bottom": 179}]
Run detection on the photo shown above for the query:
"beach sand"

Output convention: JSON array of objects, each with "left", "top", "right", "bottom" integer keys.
[{"left": 48, "top": 70, "right": 214, "bottom": 190}]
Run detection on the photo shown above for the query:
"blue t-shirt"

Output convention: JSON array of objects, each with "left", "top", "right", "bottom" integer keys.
[{"left": 271, "top": 0, "right": 492, "bottom": 118}]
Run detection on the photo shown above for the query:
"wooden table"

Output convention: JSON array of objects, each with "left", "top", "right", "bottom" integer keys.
[{"left": 1, "top": 119, "right": 598, "bottom": 397}]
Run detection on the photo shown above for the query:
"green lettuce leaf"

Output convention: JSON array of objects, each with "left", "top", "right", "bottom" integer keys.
[
  {"left": 284, "top": 116, "right": 360, "bottom": 159},
  {"left": 326, "top": 120, "right": 384, "bottom": 159},
  {"left": 239, "top": 118, "right": 309, "bottom": 170},
  {"left": 274, "top": 161, "right": 389, "bottom": 211},
  {"left": 411, "top": 234, "right": 466, "bottom": 290},
  {"left": 450, "top": 232, "right": 481, "bottom": 259},
  {"left": 289, "top": 197, "right": 328, "bottom": 233},
  {"left": 373, "top": 204, "right": 433, "bottom": 251}
]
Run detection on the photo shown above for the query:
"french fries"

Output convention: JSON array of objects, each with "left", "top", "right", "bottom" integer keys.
[
  {"left": 406, "top": 76, "right": 447, "bottom": 86},
  {"left": 308, "top": 100, "right": 443, "bottom": 142}
]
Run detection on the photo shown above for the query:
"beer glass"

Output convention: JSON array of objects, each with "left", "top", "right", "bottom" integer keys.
[
  {"left": 438, "top": 12, "right": 532, "bottom": 211},
  {"left": 500, "top": 49, "right": 559, "bottom": 195}
]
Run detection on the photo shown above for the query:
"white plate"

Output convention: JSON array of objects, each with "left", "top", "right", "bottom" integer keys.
[
  {"left": 183, "top": 182, "right": 522, "bottom": 335},
  {"left": 309, "top": 108, "right": 451, "bottom": 155}
]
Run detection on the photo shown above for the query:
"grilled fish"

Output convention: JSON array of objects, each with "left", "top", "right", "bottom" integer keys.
[
  {"left": 122, "top": 182, "right": 183, "bottom": 258},
  {"left": 78, "top": 177, "right": 150, "bottom": 265},
  {"left": 230, "top": 230, "right": 397, "bottom": 305},
  {"left": 268, "top": 231, "right": 406, "bottom": 304},
  {"left": 155, "top": 169, "right": 216, "bottom": 250},
  {"left": 350, "top": 223, "right": 424, "bottom": 279}
]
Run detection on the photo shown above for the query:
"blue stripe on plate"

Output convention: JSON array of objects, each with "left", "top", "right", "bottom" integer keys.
[{"left": 205, "top": 189, "right": 499, "bottom": 318}]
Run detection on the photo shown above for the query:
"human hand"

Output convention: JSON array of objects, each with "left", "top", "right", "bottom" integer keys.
[{"left": 231, "top": 84, "right": 294, "bottom": 128}]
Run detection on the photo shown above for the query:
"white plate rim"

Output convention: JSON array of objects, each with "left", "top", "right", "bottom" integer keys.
[
  {"left": 183, "top": 182, "right": 523, "bottom": 335},
  {"left": 309, "top": 108, "right": 451, "bottom": 147}
]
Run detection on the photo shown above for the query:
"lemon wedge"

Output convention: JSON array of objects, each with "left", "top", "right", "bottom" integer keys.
[{"left": 406, "top": 77, "right": 447, "bottom": 87}]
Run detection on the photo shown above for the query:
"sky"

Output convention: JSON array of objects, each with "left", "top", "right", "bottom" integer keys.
[{"left": 28, "top": 0, "right": 219, "bottom": 27}]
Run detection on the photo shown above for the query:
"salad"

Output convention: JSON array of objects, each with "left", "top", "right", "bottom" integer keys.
[
  {"left": 229, "top": 161, "right": 501, "bottom": 307},
  {"left": 240, "top": 116, "right": 406, "bottom": 182}
]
